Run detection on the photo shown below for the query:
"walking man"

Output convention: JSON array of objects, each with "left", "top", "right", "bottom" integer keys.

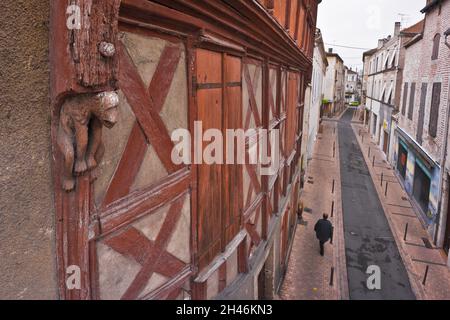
[{"left": 314, "top": 214, "right": 334, "bottom": 256}]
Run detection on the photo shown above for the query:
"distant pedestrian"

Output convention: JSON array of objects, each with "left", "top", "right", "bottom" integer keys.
[
  {"left": 314, "top": 214, "right": 334, "bottom": 256},
  {"left": 297, "top": 200, "right": 304, "bottom": 221}
]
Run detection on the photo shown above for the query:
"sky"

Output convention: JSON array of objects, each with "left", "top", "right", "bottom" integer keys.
[{"left": 317, "top": 0, "right": 426, "bottom": 71}]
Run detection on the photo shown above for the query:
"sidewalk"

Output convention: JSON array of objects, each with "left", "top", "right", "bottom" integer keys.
[
  {"left": 352, "top": 123, "right": 450, "bottom": 300},
  {"left": 279, "top": 118, "right": 349, "bottom": 300}
]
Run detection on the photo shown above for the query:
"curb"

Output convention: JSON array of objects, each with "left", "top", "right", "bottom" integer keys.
[{"left": 333, "top": 121, "right": 350, "bottom": 300}]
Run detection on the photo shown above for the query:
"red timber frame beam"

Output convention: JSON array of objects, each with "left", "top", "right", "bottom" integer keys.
[
  {"left": 120, "top": 0, "right": 313, "bottom": 71},
  {"left": 50, "top": 0, "right": 121, "bottom": 300}
]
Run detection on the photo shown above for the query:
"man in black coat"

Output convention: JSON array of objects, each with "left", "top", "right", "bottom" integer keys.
[{"left": 314, "top": 214, "right": 334, "bottom": 256}]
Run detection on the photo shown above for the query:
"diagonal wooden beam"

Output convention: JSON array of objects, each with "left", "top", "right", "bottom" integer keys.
[
  {"left": 102, "top": 122, "right": 148, "bottom": 207},
  {"left": 118, "top": 42, "right": 183, "bottom": 174},
  {"left": 102, "top": 44, "right": 182, "bottom": 207},
  {"left": 245, "top": 222, "right": 261, "bottom": 247},
  {"left": 104, "top": 227, "right": 186, "bottom": 279},
  {"left": 243, "top": 64, "right": 262, "bottom": 127},
  {"left": 121, "top": 196, "right": 185, "bottom": 300},
  {"left": 149, "top": 45, "right": 182, "bottom": 113}
]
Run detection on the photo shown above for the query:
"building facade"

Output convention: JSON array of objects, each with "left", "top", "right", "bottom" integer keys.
[
  {"left": 394, "top": 0, "right": 450, "bottom": 261},
  {"left": 0, "top": 0, "right": 320, "bottom": 299},
  {"left": 345, "top": 67, "right": 359, "bottom": 104},
  {"left": 323, "top": 49, "right": 345, "bottom": 116},
  {"left": 364, "top": 21, "right": 423, "bottom": 162},
  {"left": 305, "top": 29, "right": 328, "bottom": 162}
]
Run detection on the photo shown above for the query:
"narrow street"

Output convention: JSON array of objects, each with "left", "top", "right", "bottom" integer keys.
[{"left": 338, "top": 109, "right": 415, "bottom": 300}]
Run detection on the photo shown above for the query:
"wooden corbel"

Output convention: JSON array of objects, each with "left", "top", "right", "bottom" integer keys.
[{"left": 50, "top": 0, "right": 122, "bottom": 300}]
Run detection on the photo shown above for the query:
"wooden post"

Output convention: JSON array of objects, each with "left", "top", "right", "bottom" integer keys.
[
  {"left": 331, "top": 201, "right": 335, "bottom": 218},
  {"left": 329, "top": 267, "right": 335, "bottom": 286},
  {"left": 422, "top": 265, "right": 430, "bottom": 286}
]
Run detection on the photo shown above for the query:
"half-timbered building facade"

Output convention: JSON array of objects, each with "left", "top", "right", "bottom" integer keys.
[{"left": 1, "top": 0, "right": 319, "bottom": 300}]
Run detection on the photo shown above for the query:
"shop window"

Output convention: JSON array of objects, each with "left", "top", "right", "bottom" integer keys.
[
  {"left": 397, "top": 143, "right": 408, "bottom": 179},
  {"left": 412, "top": 162, "right": 431, "bottom": 215}
]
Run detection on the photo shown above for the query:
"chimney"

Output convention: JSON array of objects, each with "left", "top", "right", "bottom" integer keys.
[
  {"left": 394, "top": 22, "right": 401, "bottom": 36},
  {"left": 378, "top": 39, "right": 385, "bottom": 48},
  {"left": 328, "top": 48, "right": 333, "bottom": 53}
]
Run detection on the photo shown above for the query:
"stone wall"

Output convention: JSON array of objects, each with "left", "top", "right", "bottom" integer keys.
[{"left": 0, "top": 0, "right": 57, "bottom": 299}]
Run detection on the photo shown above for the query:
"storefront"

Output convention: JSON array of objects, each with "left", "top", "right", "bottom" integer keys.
[
  {"left": 394, "top": 128, "right": 441, "bottom": 227},
  {"left": 397, "top": 140, "right": 408, "bottom": 179}
]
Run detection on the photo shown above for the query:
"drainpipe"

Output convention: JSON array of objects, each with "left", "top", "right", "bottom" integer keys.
[{"left": 434, "top": 37, "right": 450, "bottom": 246}]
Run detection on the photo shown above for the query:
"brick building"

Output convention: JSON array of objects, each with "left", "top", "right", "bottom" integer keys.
[
  {"left": 363, "top": 21, "right": 423, "bottom": 162},
  {"left": 394, "top": 0, "right": 450, "bottom": 262}
]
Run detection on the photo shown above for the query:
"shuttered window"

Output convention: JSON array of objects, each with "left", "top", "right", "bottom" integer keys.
[
  {"left": 196, "top": 50, "right": 243, "bottom": 269},
  {"left": 417, "top": 83, "right": 428, "bottom": 144},
  {"left": 432, "top": 34, "right": 441, "bottom": 60},
  {"left": 429, "top": 83, "right": 441, "bottom": 138},
  {"left": 408, "top": 83, "right": 416, "bottom": 120},
  {"left": 402, "top": 83, "right": 408, "bottom": 116}
]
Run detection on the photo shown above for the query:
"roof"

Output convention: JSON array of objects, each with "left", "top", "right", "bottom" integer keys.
[
  {"left": 345, "top": 67, "right": 357, "bottom": 74},
  {"left": 401, "top": 19, "right": 425, "bottom": 36},
  {"left": 404, "top": 33, "right": 423, "bottom": 49},
  {"left": 315, "top": 28, "right": 329, "bottom": 67},
  {"left": 362, "top": 48, "right": 377, "bottom": 59},
  {"left": 326, "top": 52, "right": 344, "bottom": 64},
  {"left": 421, "top": 0, "right": 443, "bottom": 13}
]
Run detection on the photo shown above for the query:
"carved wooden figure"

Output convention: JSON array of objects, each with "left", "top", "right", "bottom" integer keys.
[{"left": 57, "top": 91, "right": 119, "bottom": 191}]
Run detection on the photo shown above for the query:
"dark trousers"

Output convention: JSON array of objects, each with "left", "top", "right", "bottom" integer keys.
[{"left": 319, "top": 241, "right": 325, "bottom": 256}]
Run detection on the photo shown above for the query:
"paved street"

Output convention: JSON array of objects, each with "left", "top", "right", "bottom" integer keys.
[
  {"left": 338, "top": 108, "right": 415, "bottom": 299},
  {"left": 280, "top": 116, "right": 348, "bottom": 300}
]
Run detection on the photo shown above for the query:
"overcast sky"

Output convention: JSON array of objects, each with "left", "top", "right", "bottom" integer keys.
[{"left": 317, "top": 0, "right": 426, "bottom": 71}]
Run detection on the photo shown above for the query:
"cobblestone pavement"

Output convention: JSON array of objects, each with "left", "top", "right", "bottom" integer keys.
[
  {"left": 279, "top": 117, "right": 348, "bottom": 300},
  {"left": 352, "top": 121, "right": 450, "bottom": 300}
]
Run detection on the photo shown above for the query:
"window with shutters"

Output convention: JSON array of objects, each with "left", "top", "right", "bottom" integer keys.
[
  {"left": 402, "top": 83, "right": 408, "bottom": 116},
  {"left": 432, "top": 34, "right": 441, "bottom": 60},
  {"left": 417, "top": 83, "right": 428, "bottom": 144},
  {"left": 408, "top": 83, "right": 416, "bottom": 120},
  {"left": 429, "top": 83, "right": 442, "bottom": 138},
  {"left": 196, "top": 50, "right": 243, "bottom": 269}
]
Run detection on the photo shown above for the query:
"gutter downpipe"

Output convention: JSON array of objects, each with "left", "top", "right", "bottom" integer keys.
[{"left": 434, "top": 72, "right": 450, "bottom": 247}]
